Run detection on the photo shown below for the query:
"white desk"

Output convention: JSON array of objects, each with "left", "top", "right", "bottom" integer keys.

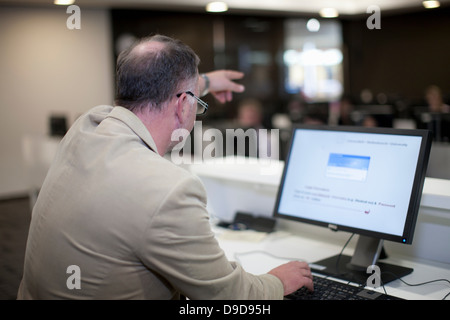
[
  {"left": 190, "top": 158, "right": 450, "bottom": 265},
  {"left": 214, "top": 226, "right": 450, "bottom": 300},
  {"left": 189, "top": 157, "right": 450, "bottom": 300}
]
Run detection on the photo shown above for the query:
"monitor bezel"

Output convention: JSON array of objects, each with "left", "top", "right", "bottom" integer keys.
[{"left": 273, "top": 124, "right": 432, "bottom": 245}]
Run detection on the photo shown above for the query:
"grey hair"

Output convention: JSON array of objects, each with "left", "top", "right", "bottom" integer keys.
[{"left": 114, "top": 34, "right": 200, "bottom": 113}]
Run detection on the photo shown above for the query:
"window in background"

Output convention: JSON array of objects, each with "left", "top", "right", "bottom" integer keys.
[{"left": 284, "top": 19, "right": 344, "bottom": 103}]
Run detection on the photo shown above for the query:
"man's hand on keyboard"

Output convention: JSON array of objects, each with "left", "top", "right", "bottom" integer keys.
[{"left": 268, "top": 261, "right": 314, "bottom": 296}]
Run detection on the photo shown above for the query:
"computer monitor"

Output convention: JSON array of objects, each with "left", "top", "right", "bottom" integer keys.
[{"left": 273, "top": 125, "right": 432, "bottom": 284}]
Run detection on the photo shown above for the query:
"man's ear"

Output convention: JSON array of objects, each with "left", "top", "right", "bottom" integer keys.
[{"left": 174, "top": 93, "right": 187, "bottom": 125}]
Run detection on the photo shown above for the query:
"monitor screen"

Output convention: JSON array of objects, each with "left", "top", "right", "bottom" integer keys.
[{"left": 274, "top": 125, "right": 432, "bottom": 245}]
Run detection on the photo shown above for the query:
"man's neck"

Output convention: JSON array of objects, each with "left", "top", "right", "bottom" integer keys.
[{"left": 134, "top": 109, "right": 176, "bottom": 157}]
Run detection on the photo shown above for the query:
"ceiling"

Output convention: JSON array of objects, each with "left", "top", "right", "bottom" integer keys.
[{"left": 1, "top": 0, "right": 449, "bottom": 16}]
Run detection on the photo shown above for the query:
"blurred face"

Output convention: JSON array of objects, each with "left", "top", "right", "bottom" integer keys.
[
  {"left": 238, "top": 105, "right": 262, "bottom": 127},
  {"left": 426, "top": 90, "right": 443, "bottom": 112}
]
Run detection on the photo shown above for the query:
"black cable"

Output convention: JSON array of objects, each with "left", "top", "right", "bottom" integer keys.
[
  {"left": 382, "top": 271, "right": 450, "bottom": 300},
  {"left": 334, "top": 233, "right": 355, "bottom": 276},
  {"left": 443, "top": 291, "right": 450, "bottom": 300},
  {"left": 334, "top": 236, "right": 450, "bottom": 300}
]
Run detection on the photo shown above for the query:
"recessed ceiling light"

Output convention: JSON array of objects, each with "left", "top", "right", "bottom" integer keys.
[
  {"left": 422, "top": 0, "right": 440, "bottom": 9},
  {"left": 206, "top": 2, "right": 228, "bottom": 13},
  {"left": 319, "top": 8, "right": 339, "bottom": 18},
  {"left": 54, "top": 0, "right": 75, "bottom": 4}
]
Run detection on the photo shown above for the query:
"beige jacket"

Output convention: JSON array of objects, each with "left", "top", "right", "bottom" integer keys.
[{"left": 17, "top": 105, "right": 283, "bottom": 300}]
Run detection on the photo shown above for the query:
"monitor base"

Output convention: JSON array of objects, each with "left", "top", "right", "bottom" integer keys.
[{"left": 311, "top": 254, "right": 413, "bottom": 285}]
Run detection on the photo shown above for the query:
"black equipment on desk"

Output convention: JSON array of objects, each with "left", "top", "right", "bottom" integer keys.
[
  {"left": 285, "top": 275, "right": 402, "bottom": 300},
  {"left": 218, "top": 212, "right": 276, "bottom": 233}
]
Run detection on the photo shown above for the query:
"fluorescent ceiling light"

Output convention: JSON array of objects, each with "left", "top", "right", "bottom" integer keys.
[
  {"left": 54, "top": 0, "right": 75, "bottom": 4},
  {"left": 319, "top": 8, "right": 339, "bottom": 18},
  {"left": 422, "top": 1, "right": 440, "bottom": 9},
  {"left": 206, "top": 2, "right": 228, "bottom": 12}
]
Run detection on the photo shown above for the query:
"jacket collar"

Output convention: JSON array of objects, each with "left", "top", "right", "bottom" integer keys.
[{"left": 106, "top": 106, "right": 159, "bottom": 154}]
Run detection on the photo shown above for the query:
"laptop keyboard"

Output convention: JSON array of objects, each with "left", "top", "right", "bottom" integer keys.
[{"left": 285, "top": 275, "right": 403, "bottom": 300}]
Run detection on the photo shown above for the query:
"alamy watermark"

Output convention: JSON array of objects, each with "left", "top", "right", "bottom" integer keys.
[
  {"left": 62, "top": 3, "right": 381, "bottom": 171},
  {"left": 66, "top": 5, "right": 81, "bottom": 30},
  {"left": 366, "top": 5, "right": 381, "bottom": 30},
  {"left": 366, "top": 264, "right": 382, "bottom": 288},
  {"left": 169, "top": 121, "right": 280, "bottom": 175},
  {"left": 65, "top": 263, "right": 383, "bottom": 293},
  {"left": 66, "top": 265, "right": 81, "bottom": 289},
  {"left": 65, "top": 4, "right": 381, "bottom": 31}
]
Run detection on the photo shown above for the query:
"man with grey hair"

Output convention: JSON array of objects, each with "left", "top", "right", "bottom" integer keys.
[{"left": 18, "top": 35, "right": 313, "bottom": 300}]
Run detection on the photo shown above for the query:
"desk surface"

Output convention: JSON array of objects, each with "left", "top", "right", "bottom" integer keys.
[{"left": 214, "top": 226, "right": 450, "bottom": 300}]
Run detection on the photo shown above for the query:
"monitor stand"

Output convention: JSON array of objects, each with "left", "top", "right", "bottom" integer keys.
[{"left": 310, "top": 235, "right": 413, "bottom": 285}]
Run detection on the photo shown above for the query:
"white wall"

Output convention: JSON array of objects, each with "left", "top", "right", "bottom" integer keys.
[{"left": 0, "top": 6, "right": 114, "bottom": 197}]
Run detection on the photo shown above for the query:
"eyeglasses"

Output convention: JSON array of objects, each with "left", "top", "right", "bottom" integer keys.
[{"left": 176, "top": 91, "right": 209, "bottom": 115}]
